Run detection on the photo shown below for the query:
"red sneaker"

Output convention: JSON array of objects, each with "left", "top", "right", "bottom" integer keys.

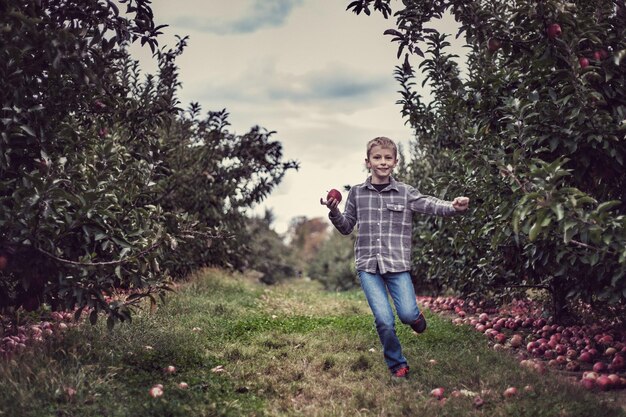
[{"left": 391, "top": 366, "right": 409, "bottom": 381}]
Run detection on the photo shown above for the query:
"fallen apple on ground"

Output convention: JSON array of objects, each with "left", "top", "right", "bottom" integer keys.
[
  {"left": 430, "top": 387, "right": 445, "bottom": 400},
  {"left": 417, "top": 294, "right": 626, "bottom": 393},
  {"left": 149, "top": 385, "right": 164, "bottom": 398}
]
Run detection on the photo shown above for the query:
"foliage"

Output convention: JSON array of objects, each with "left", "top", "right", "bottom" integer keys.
[
  {"left": 154, "top": 106, "right": 298, "bottom": 278},
  {"left": 308, "top": 230, "right": 358, "bottom": 291},
  {"left": 0, "top": 0, "right": 296, "bottom": 326},
  {"left": 239, "top": 210, "right": 297, "bottom": 285},
  {"left": 287, "top": 216, "right": 329, "bottom": 274},
  {"left": 347, "top": 0, "right": 626, "bottom": 319}
]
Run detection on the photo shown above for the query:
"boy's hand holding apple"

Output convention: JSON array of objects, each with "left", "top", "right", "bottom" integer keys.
[{"left": 320, "top": 188, "right": 342, "bottom": 214}]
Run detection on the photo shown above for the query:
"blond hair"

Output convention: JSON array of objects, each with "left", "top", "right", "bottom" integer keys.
[{"left": 366, "top": 136, "right": 397, "bottom": 158}]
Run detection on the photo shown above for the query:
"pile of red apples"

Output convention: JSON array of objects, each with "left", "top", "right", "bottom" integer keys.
[
  {"left": 0, "top": 311, "right": 74, "bottom": 360},
  {"left": 419, "top": 296, "right": 626, "bottom": 392}
]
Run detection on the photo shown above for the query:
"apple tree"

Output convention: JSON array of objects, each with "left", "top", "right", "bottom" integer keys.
[
  {"left": 348, "top": 0, "right": 626, "bottom": 320},
  {"left": 154, "top": 104, "right": 298, "bottom": 278},
  {"left": 0, "top": 0, "right": 297, "bottom": 327}
]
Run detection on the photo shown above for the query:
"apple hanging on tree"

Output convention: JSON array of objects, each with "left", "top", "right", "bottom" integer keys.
[
  {"left": 546, "top": 23, "right": 562, "bottom": 39},
  {"left": 488, "top": 37, "right": 501, "bottom": 52},
  {"left": 579, "top": 57, "right": 590, "bottom": 69}
]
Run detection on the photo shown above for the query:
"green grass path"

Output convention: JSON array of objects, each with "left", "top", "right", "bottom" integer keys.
[{"left": 1, "top": 268, "right": 625, "bottom": 417}]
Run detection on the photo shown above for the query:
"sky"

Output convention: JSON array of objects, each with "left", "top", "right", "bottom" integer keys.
[{"left": 129, "top": 0, "right": 463, "bottom": 234}]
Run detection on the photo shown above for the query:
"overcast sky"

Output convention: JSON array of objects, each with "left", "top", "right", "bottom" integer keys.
[{"left": 130, "top": 0, "right": 463, "bottom": 234}]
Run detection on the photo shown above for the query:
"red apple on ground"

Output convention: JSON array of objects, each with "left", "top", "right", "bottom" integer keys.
[
  {"left": 566, "top": 360, "right": 580, "bottom": 372},
  {"left": 503, "top": 387, "right": 518, "bottom": 398},
  {"left": 149, "top": 385, "right": 164, "bottom": 397},
  {"left": 596, "top": 375, "right": 612, "bottom": 391},
  {"left": 0, "top": 255, "right": 8, "bottom": 270},
  {"left": 473, "top": 396, "right": 484, "bottom": 408},
  {"left": 593, "top": 361, "right": 607, "bottom": 373},
  {"left": 178, "top": 382, "right": 189, "bottom": 389},
  {"left": 583, "top": 371, "right": 598, "bottom": 380},
  {"left": 510, "top": 335, "right": 523, "bottom": 348},
  {"left": 581, "top": 378, "right": 596, "bottom": 390},
  {"left": 611, "top": 355, "right": 624, "bottom": 370},
  {"left": 607, "top": 374, "right": 620, "bottom": 386},
  {"left": 164, "top": 365, "right": 177, "bottom": 374},
  {"left": 430, "top": 387, "right": 445, "bottom": 400}
]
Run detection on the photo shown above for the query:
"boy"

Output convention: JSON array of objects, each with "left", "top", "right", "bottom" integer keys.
[{"left": 321, "top": 136, "right": 469, "bottom": 381}]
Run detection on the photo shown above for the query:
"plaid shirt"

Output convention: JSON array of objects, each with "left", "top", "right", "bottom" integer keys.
[{"left": 329, "top": 176, "right": 457, "bottom": 274}]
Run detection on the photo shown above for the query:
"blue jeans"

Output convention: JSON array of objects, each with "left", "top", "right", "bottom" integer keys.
[{"left": 358, "top": 270, "right": 420, "bottom": 372}]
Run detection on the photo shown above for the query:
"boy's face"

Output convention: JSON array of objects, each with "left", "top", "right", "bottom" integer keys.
[{"left": 366, "top": 145, "right": 397, "bottom": 181}]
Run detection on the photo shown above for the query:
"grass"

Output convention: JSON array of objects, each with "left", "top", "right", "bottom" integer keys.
[{"left": 0, "top": 267, "right": 625, "bottom": 417}]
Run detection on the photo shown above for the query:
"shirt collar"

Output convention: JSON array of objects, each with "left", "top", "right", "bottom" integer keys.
[{"left": 363, "top": 176, "right": 400, "bottom": 192}]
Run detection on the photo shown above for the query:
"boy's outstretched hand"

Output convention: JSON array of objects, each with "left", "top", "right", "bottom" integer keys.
[{"left": 452, "top": 196, "right": 470, "bottom": 212}]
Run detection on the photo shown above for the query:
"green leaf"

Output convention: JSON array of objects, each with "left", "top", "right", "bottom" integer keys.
[
  {"left": 596, "top": 200, "right": 621, "bottom": 212},
  {"left": 551, "top": 204, "right": 564, "bottom": 221},
  {"left": 563, "top": 220, "right": 577, "bottom": 243},
  {"left": 529, "top": 221, "right": 541, "bottom": 241},
  {"left": 20, "top": 125, "right": 36, "bottom": 136}
]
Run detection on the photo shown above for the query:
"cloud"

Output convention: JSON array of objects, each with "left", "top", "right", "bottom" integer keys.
[
  {"left": 267, "top": 69, "right": 391, "bottom": 102},
  {"left": 171, "top": 0, "right": 304, "bottom": 35},
  {"left": 189, "top": 63, "right": 395, "bottom": 109}
]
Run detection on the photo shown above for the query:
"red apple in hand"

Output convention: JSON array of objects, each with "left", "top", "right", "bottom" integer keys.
[
  {"left": 321, "top": 188, "right": 342, "bottom": 205},
  {"left": 327, "top": 189, "right": 342, "bottom": 203}
]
